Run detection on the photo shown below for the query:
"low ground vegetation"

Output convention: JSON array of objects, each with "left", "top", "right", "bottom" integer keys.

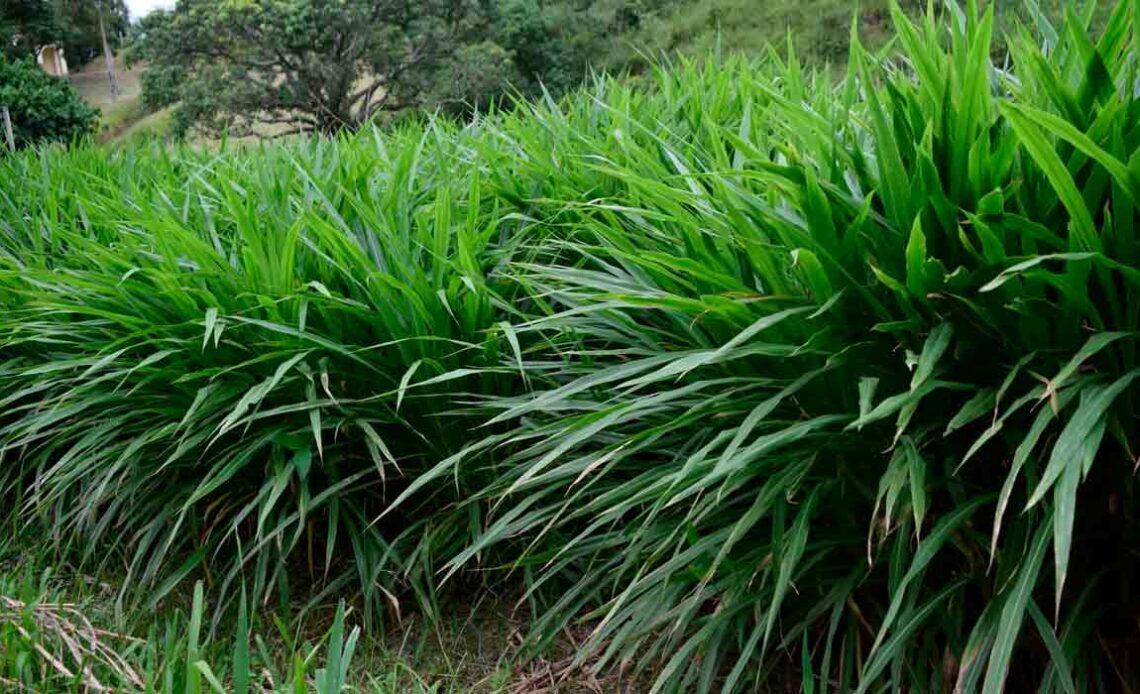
[
  {"left": 3, "top": 1, "right": 1140, "bottom": 690},
  {"left": 0, "top": 539, "right": 460, "bottom": 692}
]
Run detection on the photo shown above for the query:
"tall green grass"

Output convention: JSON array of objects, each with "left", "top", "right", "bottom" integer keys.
[
  {"left": 2, "top": 1, "right": 1140, "bottom": 690},
  {"left": 0, "top": 130, "right": 524, "bottom": 626}
]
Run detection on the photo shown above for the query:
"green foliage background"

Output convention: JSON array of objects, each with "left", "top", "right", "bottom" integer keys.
[{"left": 0, "top": 57, "right": 98, "bottom": 148}]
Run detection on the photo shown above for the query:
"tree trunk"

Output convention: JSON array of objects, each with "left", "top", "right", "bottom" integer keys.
[{"left": 97, "top": 1, "right": 119, "bottom": 101}]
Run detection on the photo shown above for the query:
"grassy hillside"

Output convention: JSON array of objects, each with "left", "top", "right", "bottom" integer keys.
[
  {"left": 4, "top": 1, "right": 1140, "bottom": 690},
  {"left": 598, "top": 0, "right": 1115, "bottom": 71},
  {"left": 65, "top": 53, "right": 156, "bottom": 142},
  {"left": 611, "top": 0, "right": 897, "bottom": 67}
]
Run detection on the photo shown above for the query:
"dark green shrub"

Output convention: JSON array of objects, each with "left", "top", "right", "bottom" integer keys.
[{"left": 0, "top": 57, "right": 97, "bottom": 150}]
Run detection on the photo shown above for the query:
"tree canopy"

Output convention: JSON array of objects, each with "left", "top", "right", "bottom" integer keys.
[
  {"left": 1, "top": 0, "right": 128, "bottom": 66},
  {"left": 1, "top": 0, "right": 60, "bottom": 57},
  {"left": 128, "top": 0, "right": 519, "bottom": 137},
  {"left": 54, "top": 0, "right": 129, "bottom": 68},
  {"left": 125, "top": 0, "right": 676, "bottom": 138}
]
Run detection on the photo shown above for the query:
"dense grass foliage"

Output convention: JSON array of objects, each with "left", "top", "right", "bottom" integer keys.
[
  {"left": 3, "top": 2, "right": 1140, "bottom": 690},
  {"left": 0, "top": 128, "right": 526, "bottom": 626}
]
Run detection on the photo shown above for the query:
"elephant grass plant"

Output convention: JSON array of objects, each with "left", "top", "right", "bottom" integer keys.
[{"left": 3, "top": 1, "right": 1140, "bottom": 690}]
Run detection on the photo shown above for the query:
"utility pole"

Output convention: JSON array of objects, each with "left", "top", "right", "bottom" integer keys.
[
  {"left": 97, "top": 0, "right": 120, "bottom": 102},
  {"left": 1, "top": 106, "right": 14, "bottom": 151}
]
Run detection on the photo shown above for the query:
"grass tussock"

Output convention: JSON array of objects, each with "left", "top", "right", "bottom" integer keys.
[
  {"left": 0, "top": 559, "right": 364, "bottom": 692},
  {"left": 3, "top": 1, "right": 1140, "bottom": 690}
]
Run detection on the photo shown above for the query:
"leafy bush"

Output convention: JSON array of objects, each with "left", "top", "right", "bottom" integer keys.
[
  {"left": 491, "top": 0, "right": 646, "bottom": 97},
  {"left": 0, "top": 57, "right": 98, "bottom": 149},
  {"left": 3, "top": 1, "right": 1140, "bottom": 690}
]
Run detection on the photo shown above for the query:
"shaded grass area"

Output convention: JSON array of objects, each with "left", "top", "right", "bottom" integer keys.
[
  {"left": 111, "top": 105, "right": 177, "bottom": 147},
  {"left": 67, "top": 57, "right": 140, "bottom": 110},
  {"left": 0, "top": 533, "right": 629, "bottom": 692},
  {"left": 66, "top": 55, "right": 151, "bottom": 143},
  {"left": 0, "top": 537, "right": 365, "bottom": 691}
]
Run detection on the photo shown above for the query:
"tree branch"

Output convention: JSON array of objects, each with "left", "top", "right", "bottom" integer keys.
[
  {"left": 367, "top": 97, "right": 421, "bottom": 114},
  {"left": 256, "top": 113, "right": 318, "bottom": 127},
  {"left": 348, "top": 39, "right": 432, "bottom": 111},
  {"left": 268, "top": 126, "right": 314, "bottom": 139},
  {"left": 348, "top": 75, "right": 387, "bottom": 107}
]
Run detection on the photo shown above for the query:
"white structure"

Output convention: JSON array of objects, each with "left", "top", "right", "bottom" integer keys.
[{"left": 36, "top": 44, "right": 69, "bottom": 77}]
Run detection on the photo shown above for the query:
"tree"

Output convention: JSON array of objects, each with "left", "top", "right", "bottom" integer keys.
[
  {"left": 1, "top": 0, "right": 61, "bottom": 58},
  {"left": 491, "top": 0, "right": 646, "bottom": 98},
  {"left": 53, "top": 0, "right": 129, "bottom": 68},
  {"left": 128, "top": 0, "right": 508, "bottom": 137},
  {"left": 1, "top": 0, "right": 127, "bottom": 67},
  {"left": 0, "top": 57, "right": 98, "bottom": 149}
]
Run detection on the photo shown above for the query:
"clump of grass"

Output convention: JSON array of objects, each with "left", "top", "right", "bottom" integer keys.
[
  {"left": 0, "top": 129, "right": 525, "bottom": 626},
  {"left": 0, "top": 565, "right": 361, "bottom": 692},
  {"left": 0, "top": 587, "right": 146, "bottom": 689},
  {"left": 3, "top": 1, "right": 1140, "bottom": 691},
  {"left": 426, "top": 1, "right": 1140, "bottom": 690}
]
